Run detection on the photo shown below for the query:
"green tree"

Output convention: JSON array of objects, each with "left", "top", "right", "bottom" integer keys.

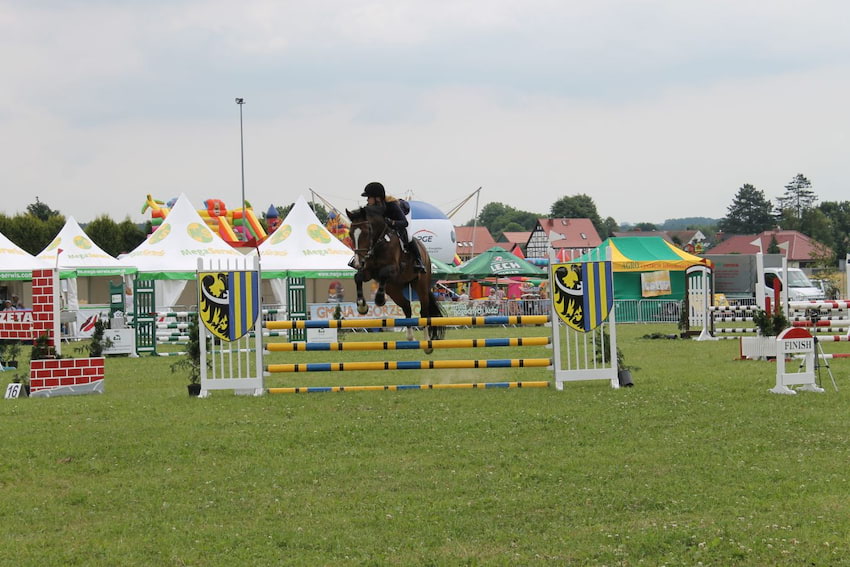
[
  {"left": 468, "top": 202, "right": 540, "bottom": 241},
  {"left": 85, "top": 215, "right": 123, "bottom": 257},
  {"left": 718, "top": 184, "right": 775, "bottom": 234},
  {"left": 26, "top": 197, "right": 61, "bottom": 221},
  {"left": 4, "top": 214, "right": 65, "bottom": 255},
  {"left": 818, "top": 201, "right": 850, "bottom": 261},
  {"left": 549, "top": 194, "right": 604, "bottom": 236},
  {"left": 767, "top": 235, "right": 781, "bottom": 254},
  {"left": 601, "top": 217, "right": 619, "bottom": 238},
  {"left": 633, "top": 222, "right": 658, "bottom": 231},
  {"left": 775, "top": 174, "right": 816, "bottom": 229},
  {"left": 118, "top": 218, "right": 146, "bottom": 255},
  {"left": 274, "top": 202, "right": 329, "bottom": 225}
]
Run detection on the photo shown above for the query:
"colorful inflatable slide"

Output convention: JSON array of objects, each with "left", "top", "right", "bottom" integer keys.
[{"left": 142, "top": 195, "right": 268, "bottom": 247}]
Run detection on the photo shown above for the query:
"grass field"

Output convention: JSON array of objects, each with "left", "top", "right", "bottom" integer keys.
[{"left": 2, "top": 323, "right": 850, "bottom": 566}]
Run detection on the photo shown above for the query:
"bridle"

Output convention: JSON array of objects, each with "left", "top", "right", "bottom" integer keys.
[{"left": 350, "top": 215, "right": 390, "bottom": 267}]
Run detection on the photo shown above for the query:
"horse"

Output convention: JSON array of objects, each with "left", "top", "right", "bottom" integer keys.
[{"left": 345, "top": 205, "right": 446, "bottom": 352}]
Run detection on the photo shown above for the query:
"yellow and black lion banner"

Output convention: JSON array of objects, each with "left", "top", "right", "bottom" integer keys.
[
  {"left": 551, "top": 261, "right": 613, "bottom": 332},
  {"left": 198, "top": 270, "right": 260, "bottom": 342}
]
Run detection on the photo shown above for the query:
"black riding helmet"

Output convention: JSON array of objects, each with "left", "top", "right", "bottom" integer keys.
[{"left": 361, "top": 181, "right": 386, "bottom": 199}]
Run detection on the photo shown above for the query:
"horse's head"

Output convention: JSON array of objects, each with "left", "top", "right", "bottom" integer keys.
[{"left": 345, "top": 206, "right": 389, "bottom": 269}]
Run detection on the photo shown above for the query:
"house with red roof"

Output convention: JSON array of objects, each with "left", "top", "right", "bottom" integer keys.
[
  {"left": 499, "top": 231, "right": 532, "bottom": 256},
  {"left": 706, "top": 230, "right": 830, "bottom": 268},
  {"left": 525, "top": 218, "right": 602, "bottom": 261},
  {"left": 454, "top": 226, "right": 499, "bottom": 261}
]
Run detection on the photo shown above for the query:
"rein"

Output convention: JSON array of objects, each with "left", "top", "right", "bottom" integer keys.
[{"left": 354, "top": 220, "right": 391, "bottom": 265}]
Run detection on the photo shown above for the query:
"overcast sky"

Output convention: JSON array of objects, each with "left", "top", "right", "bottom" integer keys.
[{"left": 2, "top": 0, "right": 848, "bottom": 227}]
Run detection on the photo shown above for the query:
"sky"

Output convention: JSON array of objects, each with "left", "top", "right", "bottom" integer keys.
[{"left": 2, "top": 0, "right": 849, "bottom": 227}]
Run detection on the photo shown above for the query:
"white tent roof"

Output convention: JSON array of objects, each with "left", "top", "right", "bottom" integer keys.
[
  {"left": 0, "top": 231, "right": 51, "bottom": 280},
  {"left": 258, "top": 195, "right": 355, "bottom": 278},
  {"left": 37, "top": 216, "right": 136, "bottom": 276},
  {"left": 124, "top": 193, "right": 243, "bottom": 279}
]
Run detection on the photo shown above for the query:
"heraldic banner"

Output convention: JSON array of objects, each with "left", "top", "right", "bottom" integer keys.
[
  {"left": 551, "top": 261, "right": 614, "bottom": 332},
  {"left": 198, "top": 270, "right": 261, "bottom": 342}
]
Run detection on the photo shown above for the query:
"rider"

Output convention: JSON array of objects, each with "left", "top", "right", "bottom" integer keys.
[{"left": 361, "top": 181, "right": 426, "bottom": 272}]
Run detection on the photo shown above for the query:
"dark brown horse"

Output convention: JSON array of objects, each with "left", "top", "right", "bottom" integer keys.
[{"left": 345, "top": 205, "right": 445, "bottom": 349}]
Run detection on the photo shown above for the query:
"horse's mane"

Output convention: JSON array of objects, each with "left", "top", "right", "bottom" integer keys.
[{"left": 348, "top": 205, "right": 386, "bottom": 223}]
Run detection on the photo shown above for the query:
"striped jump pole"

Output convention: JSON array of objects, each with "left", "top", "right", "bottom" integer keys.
[
  {"left": 267, "top": 336, "right": 551, "bottom": 352},
  {"left": 268, "top": 381, "right": 551, "bottom": 394},
  {"left": 265, "top": 315, "right": 550, "bottom": 330},
  {"left": 266, "top": 358, "right": 553, "bottom": 373}
]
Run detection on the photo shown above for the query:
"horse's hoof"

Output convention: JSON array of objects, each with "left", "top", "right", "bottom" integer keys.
[
  {"left": 357, "top": 305, "right": 368, "bottom": 315},
  {"left": 375, "top": 295, "right": 386, "bottom": 307},
  {"left": 424, "top": 347, "right": 434, "bottom": 355}
]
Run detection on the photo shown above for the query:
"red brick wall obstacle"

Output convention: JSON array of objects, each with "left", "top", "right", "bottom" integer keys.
[{"left": 0, "top": 268, "right": 105, "bottom": 398}]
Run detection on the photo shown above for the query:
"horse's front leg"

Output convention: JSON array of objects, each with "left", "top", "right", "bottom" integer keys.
[
  {"left": 354, "top": 270, "right": 369, "bottom": 315},
  {"left": 374, "top": 280, "right": 387, "bottom": 307}
]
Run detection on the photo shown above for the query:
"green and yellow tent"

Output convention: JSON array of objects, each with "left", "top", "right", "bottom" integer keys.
[{"left": 570, "top": 237, "right": 711, "bottom": 300}]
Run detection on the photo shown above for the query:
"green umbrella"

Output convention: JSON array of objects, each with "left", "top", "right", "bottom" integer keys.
[
  {"left": 456, "top": 247, "right": 544, "bottom": 279},
  {"left": 430, "top": 257, "right": 460, "bottom": 279}
]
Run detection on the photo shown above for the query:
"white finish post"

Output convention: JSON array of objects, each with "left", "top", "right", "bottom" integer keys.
[{"left": 770, "top": 328, "right": 823, "bottom": 394}]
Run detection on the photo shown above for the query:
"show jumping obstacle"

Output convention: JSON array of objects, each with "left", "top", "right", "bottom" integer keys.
[
  {"left": 268, "top": 381, "right": 550, "bottom": 394},
  {"left": 197, "top": 251, "right": 621, "bottom": 396}
]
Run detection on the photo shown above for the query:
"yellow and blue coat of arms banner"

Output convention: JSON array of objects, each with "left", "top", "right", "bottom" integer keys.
[
  {"left": 551, "top": 261, "right": 614, "bottom": 332},
  {"left": 198, "top": 270, "right": 261, "bottom": 342}
]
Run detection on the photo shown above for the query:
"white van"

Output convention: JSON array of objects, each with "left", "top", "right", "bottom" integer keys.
[{"left": 763, "top": 267, "right": 825, "bottom": 301}]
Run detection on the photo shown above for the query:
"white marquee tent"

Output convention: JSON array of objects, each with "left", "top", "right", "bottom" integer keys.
[
  {"left": 36, "top": 216, "right": 137, "bottom": 310},
  {"left": 0, "top": 231, "right": 51, "bottom": 280},
  {"left": 37, "top": 216, "right": 136, "bottom": 277},
  {"left": 258, "top": 195, "right": 355, "bottom": 304}
]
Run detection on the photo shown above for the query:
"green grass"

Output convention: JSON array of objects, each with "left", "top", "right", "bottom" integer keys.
[{"left": 2, "top": 325, "right": 850, "bottom": 566}]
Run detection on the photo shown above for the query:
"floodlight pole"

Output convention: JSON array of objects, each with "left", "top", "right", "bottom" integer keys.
[{"left": 235, "top": 98, "right": 246, "bottom": 211}]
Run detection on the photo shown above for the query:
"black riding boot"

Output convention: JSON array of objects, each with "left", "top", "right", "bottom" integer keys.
[{"left": 407, "top": 241, "right": 426, "bottom": 272}]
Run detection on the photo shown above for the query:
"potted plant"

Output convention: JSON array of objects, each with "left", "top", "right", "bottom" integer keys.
[
  {"left": 31, "top": 332, "right": 58, "bottom": 360},
  {"left": 88, "top": 320, "right": 112, "bottom": 357},
  {"left": 616, "top": 346, "right": 634, "bottom": 388},
  {"left": 0, "top": 341, "right": 22, "bottom": 369},
  {"left": 741, "top": 307, "right": 789, "bottom": 360},
  {"left": 171, "top": 317, "right": 203, "bottom": 396},
  {"left": 595, "top": 330, "right": 635, "bottom": 387},
  {"left": 752, "top": 307, "right": 789, "bottom": 337}
]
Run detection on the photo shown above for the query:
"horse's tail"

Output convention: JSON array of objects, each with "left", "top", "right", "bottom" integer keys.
[{"left": 425, "top": 292, "right": 446, "bottom": 341}]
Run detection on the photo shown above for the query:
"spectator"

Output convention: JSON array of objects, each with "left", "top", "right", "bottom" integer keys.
[
  {"left": 2, "top": 300, "right": 12, "bottom": 311},
  {"left": 11, "top": 295, "right": 23, "bottom": 309}
]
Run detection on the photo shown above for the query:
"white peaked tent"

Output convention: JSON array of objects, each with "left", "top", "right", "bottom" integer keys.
[
  {"left": 124, "top": 194, "right": 244, "bottom": 308},
  {"left": 37, "top": 216, "right": 136, "bottom": 310},
  {"left": 0, "top": 231, "right": 51, "bottom": 280},
  {"left": 37, "top": 216, "right": 136, "bottom": 277},
  {"left": 258, "top": 195, "right": 355, "bottom": 303}
]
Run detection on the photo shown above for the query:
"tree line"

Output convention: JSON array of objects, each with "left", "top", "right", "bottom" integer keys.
[
  {"left": 0, "top": 198, "right": 147, "bottom": 257},
  {"left": 719, "top": 174, "right": 850, "bottom": 264},
  {"left": 465, "top": 173, "right": 848, "bottom": 266},
  {"left": 3, "top": 174, "right": 846, "bottom": 265}
]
